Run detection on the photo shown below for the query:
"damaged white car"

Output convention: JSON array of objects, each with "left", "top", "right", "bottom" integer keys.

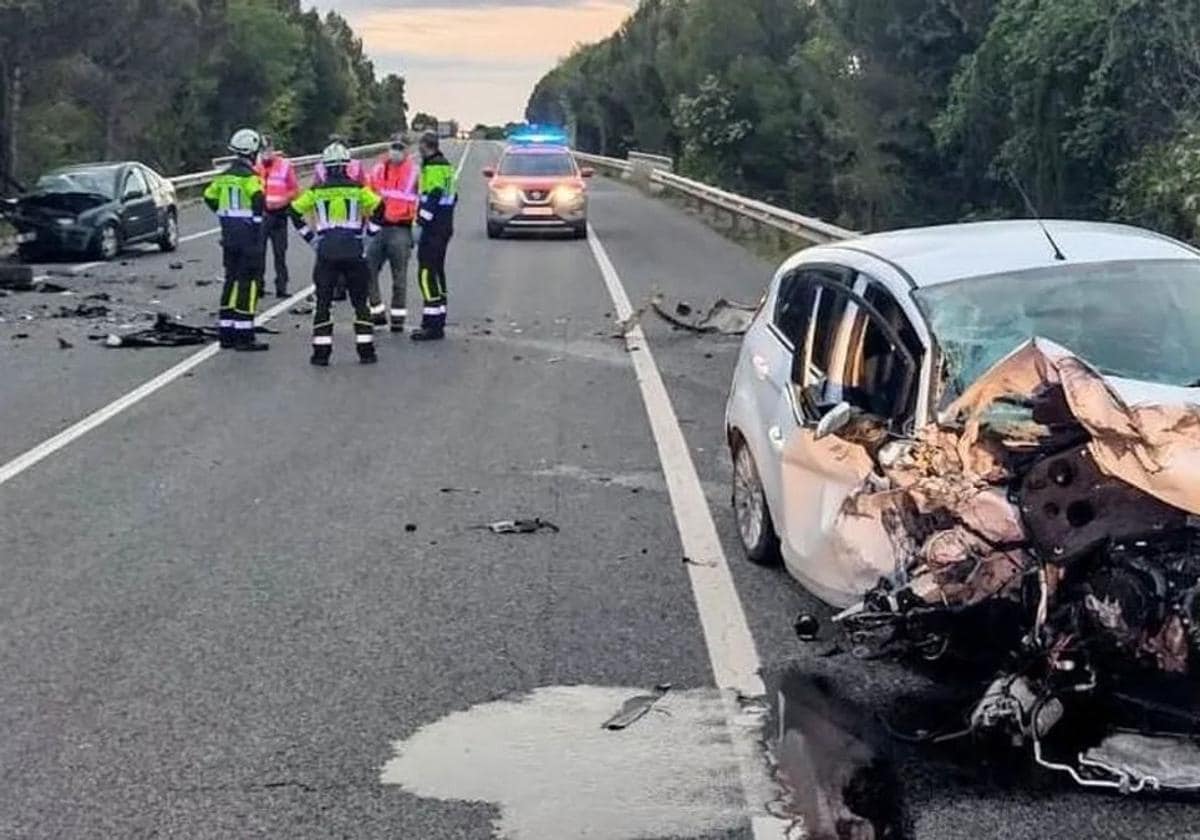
[{"left": 726, "top": 219, "right": 1200, "bottom": 793}]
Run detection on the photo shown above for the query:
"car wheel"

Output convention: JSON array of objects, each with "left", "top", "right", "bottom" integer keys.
[
  {"left": 158, "top": 209, "right": 179, "bottom": 252},
  {"left": 731, "top": 436, "right": 780, "bottom": 565},
  {"left": 571, "top": 222, "right": 588, "bottom": 240},
  {"left": 94, "top": 223, "right": 121, "bottom": 261},
  {"left": 486, "top": 222, "right": 503, "bottom": 239}
]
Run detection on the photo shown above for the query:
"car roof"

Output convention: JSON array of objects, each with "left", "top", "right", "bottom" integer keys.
[
  {"left": 51, "top": 162, "right": 132, "bottom": 172},
  {"left": 813, "top": 220, "right": 1199, "bottom": 287}
]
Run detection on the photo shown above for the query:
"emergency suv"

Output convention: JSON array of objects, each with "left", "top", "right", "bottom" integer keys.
[{"left": 483, "top": 139, "right": 594, "bottom": 239}]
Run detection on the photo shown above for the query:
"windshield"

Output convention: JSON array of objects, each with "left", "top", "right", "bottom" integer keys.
[
  {"left": 913, "top": 259, "right": 1200, "bottom": 390},
  {"left": 34, "top": 166, "right": 120, "bottom": 198},
  {"left": 498, "top": 152, "right": 575, "bottom": 177}
]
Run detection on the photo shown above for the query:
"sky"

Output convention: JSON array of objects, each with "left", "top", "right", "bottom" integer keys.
[{"left": 317, "top": 0, "right": 637, "bottom": 127}]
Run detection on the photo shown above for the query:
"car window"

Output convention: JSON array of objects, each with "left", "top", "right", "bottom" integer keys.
[
  {"left": 498, "top": 152, "right": 576, "bottom": 177},
  {"left": 840, "top": 280, "right": 922, "bottom": 422},
  {"left": 808, "top": 279, "right": 850, "bottom": 385},
  {"left": 123, "top": 168, "right": 149, "bottom": 198},
  {"left": 773, "top": 271, "right": 817, "bottom": 348}
]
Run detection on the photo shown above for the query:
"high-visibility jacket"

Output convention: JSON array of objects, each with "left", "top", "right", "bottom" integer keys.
[
  {"left": 418, "top": 151, "right": 456, "bottom": 236},
  {"left": 368, "top": 155, "right": 419, "bottom": 225},
  {"left": 256, "top": 156, "right": 300, "bottom": 211},
  {"left": 288, "top": 172, "right": 383, "bottom": 262},
  {"left": 202, "top": 159, "right": 265, "bottom": 251},
  {"left": 314, "top": 158, "right": 364, "bottom": 186}
]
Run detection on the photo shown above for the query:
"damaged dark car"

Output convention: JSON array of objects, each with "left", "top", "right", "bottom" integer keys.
[
  {"left": 726, "top": 220, "right": 1200, "bottom": 794},
  {"left": 4, "top": 162, "right": 178, "bottom": 261}
]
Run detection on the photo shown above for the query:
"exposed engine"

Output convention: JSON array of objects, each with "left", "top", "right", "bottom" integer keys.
[{"left": 823, "top": 339, "right": 1200, "bottom": 794}]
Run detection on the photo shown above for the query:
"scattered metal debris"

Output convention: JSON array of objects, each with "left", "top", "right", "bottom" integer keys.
[
  {"left": 794, "top": 613, "right": 820, "bottom": 641},
  {"left": 404, "top": 523, "right": 418, "bottom": 533},
  {"left": 482, "top": 518, "right": 560, "bottom": 535},
  {"left": 154, "top": 282, "right": 178, "bottom": 290},
  {"left": 682, "top": 555, "right": 716, "bottom": 568},
  {"left": 290, "top": 304, "right": 314, "bottom": 315},
  {"left": 601, "top": 684, "right": 672, "bottom": 730},
  {"left": 651, "top": 296, "right": 756, "bottom": 335},
  {"left": 168, "top": 261, "right": 184, "bottom": 270},
  {"left": 56, "top": 337, "right": 73, "bottom": 349}
]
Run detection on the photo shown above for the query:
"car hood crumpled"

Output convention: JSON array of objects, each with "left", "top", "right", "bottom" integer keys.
[{"left": 815, "top": 337, "right": 1200, "bottom": 610}]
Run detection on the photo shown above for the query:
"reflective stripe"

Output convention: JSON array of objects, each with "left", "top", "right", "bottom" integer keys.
[
  {"left": 233, "top": 321, "right": 255, "bottom": 330},
  {"left": 390, "top": 308, "right": 407, "bottom": 318},
  {"left": 418, "top": 209, "right": 434, "bottom": 221},
  {"left": 355, "top": 334, "right": 375, "bottom": 344},
  {"left": 296, "top": 225, "right": 313, "bottom": 238},
  {"left": 438, "top": 196, "right": 457, "bottom": 206},
  {"left": 218, "top": 319, "right": 235, "bottom": 328},
  {"left": 370, "top": 304, "right": 386, "bottom": 315},
  {"left": 311, "top": 335, "right": 334, "bottom": 346},
  {"left": 218, "top": 208, "right": 255, "bottom": 218},
  {"left": 423, "top": 305, "right": 447, "bottom": 316},
  {"left": 380, "top": 189, "right": 419, "bottom": 200}
]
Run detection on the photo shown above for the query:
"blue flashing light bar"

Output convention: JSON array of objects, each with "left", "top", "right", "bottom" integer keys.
[{"left": 507, "top": 124, "right": 569, "bottom": 146}]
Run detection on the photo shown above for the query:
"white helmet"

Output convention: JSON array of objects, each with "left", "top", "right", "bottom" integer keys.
[
  {"left": 228, "top": 128, "right": 262, "bottom": 157},
  {"left": 322, "top": 142, "right": 352, "bottom": 165}
]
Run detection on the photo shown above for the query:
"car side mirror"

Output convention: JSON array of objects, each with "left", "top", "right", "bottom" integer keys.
[
  {"left": 581, "top": 167, "right": 595, "bottom": 178},
  {"left": 814, "top": 401, "right": 855, "bottom": 440},
  {"left": 482, "top": 167, "right": 496, "bottom": 179}
]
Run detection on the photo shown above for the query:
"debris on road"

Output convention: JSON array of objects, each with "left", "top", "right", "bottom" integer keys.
[
  {"left": 601, "top": 684, "right": 672, "bottom": 730},
  {"left": 56, "top": 303, "right": 109, "bottom": 319},
  {"left": 793, "top": 613, "right": 820, "bottom": 641},
  {"left": 56, "top": 337, "right": 73, "bottom": 349},
  {"left": 36, "top": 280, "right": 69, "bottom": 293},
  {"left": 84, "top": 292, "right": 111, "bottom": 301},
  {"left": 290, "top": 304, "right": 314, "bottom": 315},
  {"left": 682, "top": 555, "right": 716, "bottom": 568},
  {"left": 651, "top": 296, "right": 756, "bottom": 335},
  {"left": 482, "top": 518, "right": 560, "bottom": 535},
  {"left": 154, "top": 281, "right": 178, "bottom": 290},
  {"left": 169, "top": 261, "right": 184, "bottom": 270},
  {"left": 12, "top": 332, "right": 29, "bottom": 339},
  {"left": 440, "top": 487, "right": 481, "bottom": 495},
  {"left": 0, "top": 265, "right": 34, "bottom": 290},
  {"left": 404, "top": 523, "right": 418, "bottom": 533},
  {"left": 195, "top": 278, "right": 214, "bottom": 287},
  {"left": 103, "top": 313, "right": 216, "bottom": 348}
]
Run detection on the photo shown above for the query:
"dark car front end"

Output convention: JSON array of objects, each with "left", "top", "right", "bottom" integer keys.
[{"left": 11, "top": 165, "right": 122, "bottom": 259}]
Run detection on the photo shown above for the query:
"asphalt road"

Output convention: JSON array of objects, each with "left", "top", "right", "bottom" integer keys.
[{"left": 2, "top": 142, "right": 1199, "bottom": 839}]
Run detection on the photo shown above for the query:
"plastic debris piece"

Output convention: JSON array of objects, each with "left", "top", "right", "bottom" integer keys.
[
  {"left": 651, "top": 296, "right": 756, "bottom": 335},
  {"left": 794, "top": 613, "right": 820, "bottom": 641},
  {"left": 154, "top": 282, "right": 178, "bottom": 290},
  {"left": 404, "top": 523, "right": 418, "bottom": 533},
  {"left": 483, "top": 518, "right": 560, "bottom": 535},
  {"left": 57, "top": 337, "right": 73, "bottom": 349},
  {"left": 169, "top": 261, "right": 183, "bottom": 270},
  {"left": 601, "top": 684, "right": 672, "bottom": 730}
]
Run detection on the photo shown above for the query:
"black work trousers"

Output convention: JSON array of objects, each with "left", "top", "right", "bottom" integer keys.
[
  {"left": 261, "top": 209, "right": 291, "bottom": 294},
  {"left": 312, "top": 256, "right": 375, "bottom": 361},
  {"left": 219, "top": 246, "right": 262, "bottom": 347},
  {"left": 417, "top": 230, "right": 451, "bottom": 329}
]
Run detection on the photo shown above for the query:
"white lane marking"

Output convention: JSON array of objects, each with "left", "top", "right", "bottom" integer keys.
[
  {"left": 586, "top": 225, "right": 792, "bottom": 840},
  {"left": 0, "top": 283, "right": 316, "bottom": 489},
  {"left": 180, "top": 227, "right": 219, "bottom": 243},
  {"left": 0, "top": 144, "right": 478, "bottom": 489}
]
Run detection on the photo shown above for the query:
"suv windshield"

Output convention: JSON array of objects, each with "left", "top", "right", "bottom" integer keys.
[
  {"left": 35, "top": 166, "right": 120, "bottom": 198},
  {"left": 913, "top": 259, "right": 1200, "bottom": 390},
  {"left": 498, "top": 152, "right": 575, "bottom": 177}
]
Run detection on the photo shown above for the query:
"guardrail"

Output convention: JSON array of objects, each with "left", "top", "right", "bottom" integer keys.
[
  {"left": 574, "top": 149, "right": 854, "bottom": 247},
  {"left": 176, "top": 141, "right": 391, "bottom": 192}
]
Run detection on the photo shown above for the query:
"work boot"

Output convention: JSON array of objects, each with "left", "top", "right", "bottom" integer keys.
[
  {"left": 358, "top": 348, "right": 378, "bottom": 364},
  {"left": 275, "top": 285, "right": 289, "bottom": 298},
  {"left": 410, "top": 326, "right": 444, "bottom": 342},
  {"left": 310, "top": 347, "right": 331, "bottom": 366},
  {"left": 372, "top": 313, "right": 389, "bottom": 328},
  {"left": 390, "top": 315, "right": 405, "bottom": 334}
]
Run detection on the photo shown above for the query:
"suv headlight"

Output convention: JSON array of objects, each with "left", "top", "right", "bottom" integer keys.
[
  {"left": 552, "top": 185, "right": 584, "bottom": 205},
  {"left": 491, "top": 186, "right": 522, "bottom": 206}
]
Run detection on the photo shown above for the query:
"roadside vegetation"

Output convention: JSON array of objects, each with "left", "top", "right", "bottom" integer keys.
[
  {"left": 527, "top": 0, "right": 1200, "bottom": 242},
  {"left": 0, "top": 0, "right": 408, "bottom": 189}
]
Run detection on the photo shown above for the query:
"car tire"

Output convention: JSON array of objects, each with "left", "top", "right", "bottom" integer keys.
[
  {"left": 93, "top": 222, "right": 121, "bottom": 261},
  {"left": 731, "top": 435, "right": 781, "bottom": 566},
  {"left": 571, "top": 223, "right": 587, "bottom": 240},
  {"left": 486, "top": 222, "right": 503, "bottom": 239},
  {"left": 158, "top": 209, "right": 179, "bottom": 252}
]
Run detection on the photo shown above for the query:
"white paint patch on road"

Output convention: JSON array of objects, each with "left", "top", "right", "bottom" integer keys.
[
  {"left": 585, "top": 225, "right": 793, "bottom": 840},
  {"left": 381, "top": 685, "right": 750, "bottom": 840}
]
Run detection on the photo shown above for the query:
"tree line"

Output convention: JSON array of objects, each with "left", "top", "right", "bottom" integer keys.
[
  {"left": 0, "top": 0, "right": 408, "bottom": 190},
  {"left": 527, "top": 0, "right": 1200, "bottom": 242}
]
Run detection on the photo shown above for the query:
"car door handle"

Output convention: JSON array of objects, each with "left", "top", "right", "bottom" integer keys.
[
  {"left": 752, "top": 354, "right": 770, "bottom": 380},
  {"left": 768, "top": 425, "right": 785, "bottom": 452}
]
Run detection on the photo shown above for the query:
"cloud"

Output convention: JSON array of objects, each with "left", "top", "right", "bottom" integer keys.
[{"left": 319, "top": 0, "right": 635, "bottom": 124}]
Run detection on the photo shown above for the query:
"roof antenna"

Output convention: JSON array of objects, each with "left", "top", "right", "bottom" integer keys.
[{"left": 1008, "top": 171, "right": 1066, "bottom": 261}]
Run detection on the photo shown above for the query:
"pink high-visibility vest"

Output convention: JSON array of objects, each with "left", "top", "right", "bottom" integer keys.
[
  {"left": 369, "top": 156, "right": 419, "bottom": 223},
  {"left": 256, "top": 157, "right": 299, "bottom": 210}
]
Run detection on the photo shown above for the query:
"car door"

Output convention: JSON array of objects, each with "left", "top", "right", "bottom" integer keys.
[
  {"left": 775, "top": 272, "right": 924, "bottom": 606},
  {"left": 119, "top": 167, "right": 156, "bottom": 241}
]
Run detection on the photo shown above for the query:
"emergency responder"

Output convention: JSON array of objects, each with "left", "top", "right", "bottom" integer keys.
[
  {"left": 411, "top": 131, "right": 456, "bottom": 342},
  {"left": 366, "top": 132, "right": 419, "bottom": 332},
  {"left": 289, "top": 142, "right": 383, "bottom": 366},
  {"left": 314, "top": 133, "right": 366, "bottom": 185},
  {"left": 255, "top": 135, "right": 300, "bottom": 298},
  {"left": 203, "top": 128, "right": 269, "bottom": 351}
]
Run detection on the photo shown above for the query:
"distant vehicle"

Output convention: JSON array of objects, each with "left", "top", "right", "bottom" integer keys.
[
  {"left": 483, "top": 145, "right": 594, "bottom": 239},
  {"left": 437, "top": 120, "right": 458, "bottom": 139},
  {"left": 7, "top": 162, "right": 178, "bottom": 261}
]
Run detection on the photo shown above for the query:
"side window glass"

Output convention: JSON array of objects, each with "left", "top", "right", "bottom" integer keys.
[
  {"left": 124, "top": 168, "right": 148, "bottom": 199},
  {"left": 809, "top": 284, "right": 850, "bottom": 385},
  {"left": 773, "top": 272, "right": 816, "bottom": 347},
  {"left": 841, "top": 280, "right": 922, "bottom": 422}
]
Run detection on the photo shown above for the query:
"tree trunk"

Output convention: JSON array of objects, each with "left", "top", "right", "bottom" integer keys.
[{"left": 0, "top": 58, "right": 21, "bottom": 192}]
